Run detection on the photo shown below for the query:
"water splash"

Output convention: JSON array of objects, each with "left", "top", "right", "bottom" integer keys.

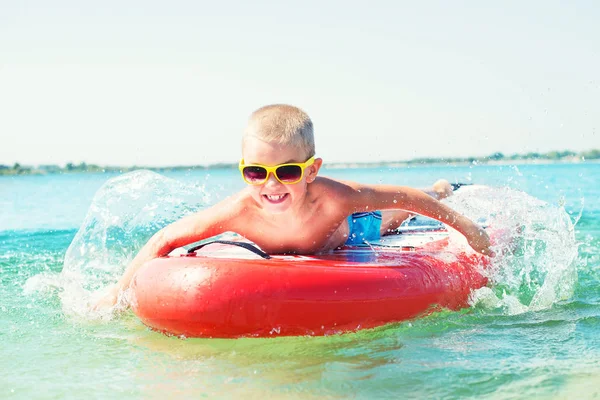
[
  {"left": 24, "top": 170, "right": 208, "bottom": 318},
  {"left": 24, "top": 178, "right": 580, "bottom": 321},
  {"left": 444, "top": 185, "right": 580, "bottom": 314}
]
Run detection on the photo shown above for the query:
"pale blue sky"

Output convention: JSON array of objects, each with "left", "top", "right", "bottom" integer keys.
[{"left": 1, "top": 0, "right": 598, "bottom": 166}]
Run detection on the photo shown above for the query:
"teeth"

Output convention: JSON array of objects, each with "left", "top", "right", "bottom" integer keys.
[{"left": 266, "top": 194, "right": 285, "bottom": 201}]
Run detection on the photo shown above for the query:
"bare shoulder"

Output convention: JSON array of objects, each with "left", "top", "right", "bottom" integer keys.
[
  {"left": 169, "top": 189, "right": 253, "bottom": 234},
  {"left": 311, "top": 176, "right": 396, "bottom": 215},
  {"left": 207, "top": 188, "right": 256, "bottom": 222},
  {"left": 311, "top": 176, "right": 365, "bottom": 195},
  {"left": 309, "top": 176, "right": 363, "bottom": 210}
]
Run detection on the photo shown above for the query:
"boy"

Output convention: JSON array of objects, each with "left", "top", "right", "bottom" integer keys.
[{"left": 96, "top": 104, "right": 492, "bottom": 309}]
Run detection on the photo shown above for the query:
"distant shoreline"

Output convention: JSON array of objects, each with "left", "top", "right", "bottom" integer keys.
[{"left": 1, "top": 149, "right": 599, "bottom": 176}]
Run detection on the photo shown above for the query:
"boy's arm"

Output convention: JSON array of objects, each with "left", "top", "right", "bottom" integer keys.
[
  {"left": 343, "top": 183, "right": 494, "bottom": 255},
  {"left": 94, "top": 196, "right": 243, "bottom": 309}
]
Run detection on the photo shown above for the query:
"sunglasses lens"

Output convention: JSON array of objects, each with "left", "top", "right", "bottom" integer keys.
[
  {"left": 276, "top": 165, "right": 302, "bottom": 183},
  {"left": 243, "top": 166, "right": 268, "bottom": 183}
]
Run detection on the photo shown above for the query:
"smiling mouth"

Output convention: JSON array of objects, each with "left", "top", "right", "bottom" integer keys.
[{"left": 263, "top": 194, "right": 289, "bottom": 204}]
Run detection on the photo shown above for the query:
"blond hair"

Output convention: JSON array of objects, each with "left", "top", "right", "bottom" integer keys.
[{"left": 243, "top": 104, "right": 315, "bottom": 158}]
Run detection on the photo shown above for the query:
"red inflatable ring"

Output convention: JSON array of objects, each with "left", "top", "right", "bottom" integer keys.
[{"left": 130, "top": 231, "right": 489, "bottom": 338}]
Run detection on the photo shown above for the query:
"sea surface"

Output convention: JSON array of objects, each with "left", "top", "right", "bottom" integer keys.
[{"left": 1, "top": 163, "right": 599, "bottom": 399}]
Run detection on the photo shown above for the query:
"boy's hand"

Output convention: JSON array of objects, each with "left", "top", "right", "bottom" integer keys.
[
  {"left": 465, "top": 225, "right": 495, "bottom": 257},
  {"left": 91, "top": 284, "right": 120, "bottom": 311}
]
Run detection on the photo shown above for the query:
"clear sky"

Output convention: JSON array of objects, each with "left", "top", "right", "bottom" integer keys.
[{"left": 1, "top": 0, "right": 598, "bottom": 167}]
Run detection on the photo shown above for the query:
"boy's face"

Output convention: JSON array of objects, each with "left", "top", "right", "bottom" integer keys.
[{"left": 241, "top": 136, "right": 321, "bottom": 214}]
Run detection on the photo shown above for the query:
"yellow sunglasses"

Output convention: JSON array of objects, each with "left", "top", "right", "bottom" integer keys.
[{"left": 238, "top": 156, "right": 316, "bottom": 185}]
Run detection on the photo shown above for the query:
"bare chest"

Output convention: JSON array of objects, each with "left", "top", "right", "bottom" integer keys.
[{"left": 239, "top": 212, "right": 348, "bottom": 254}]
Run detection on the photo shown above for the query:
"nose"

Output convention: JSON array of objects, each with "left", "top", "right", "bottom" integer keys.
[{"left": 264, "top": 171, "right": 282, "bottom": 187}]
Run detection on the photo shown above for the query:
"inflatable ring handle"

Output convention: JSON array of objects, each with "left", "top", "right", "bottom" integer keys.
[
  {"left": 451, "top": 182, "right": 471, "bottom": 191},
  {"left": 187, "top": 240, "right": 271, "bottom": 259}
]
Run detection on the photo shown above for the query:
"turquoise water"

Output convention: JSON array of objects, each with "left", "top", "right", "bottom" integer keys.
[{"left": 1, "top": 163, "right": 599, "bottom": 399}]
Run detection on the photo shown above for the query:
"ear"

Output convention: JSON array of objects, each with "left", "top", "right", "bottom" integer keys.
[{"left": 305, "top": 158, "right": 323, "bottom": 183}]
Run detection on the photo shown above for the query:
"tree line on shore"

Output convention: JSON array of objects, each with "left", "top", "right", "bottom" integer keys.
[{"left": 1, "top": 149, "right": 599, "bottom": 176}]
